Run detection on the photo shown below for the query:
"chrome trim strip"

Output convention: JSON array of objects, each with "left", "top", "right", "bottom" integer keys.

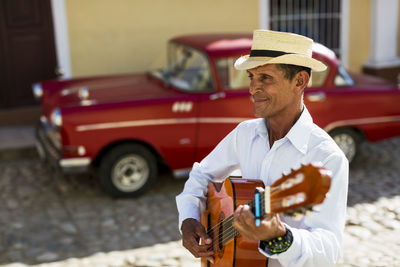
[
  {"left": 324, "top": 115, "right": 400, "bottom": 132},
  {"left": 59, "top": 157, "right": 91, "bottom": 167},
  {"left": 37, "top": 119, "right": 62, "bottom": 157},
  {"left": 39, "top": 116, "right": 62, "bottom": 150},
  {"left": 76, "top": 117, "right": 252, "bottom": 132},
  {"left": 173, "top": 168, "right": 191, "bottom": 178}
]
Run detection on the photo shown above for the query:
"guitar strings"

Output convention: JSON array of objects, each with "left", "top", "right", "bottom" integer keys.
[
  {"left": 205, "top": 174, "right": 314, "bottom": 249},
  {"left": 206, "top": 185, "right": 280, "bottom": 236},
  {"left": 218, "top": 193, "right": 307, "bottom": 245},
  {"left": 206, "top": 185, "right": 288, "bottom": 238},
  {"left": 206, "top": 193, "right": 262, "bottom": 240},
  {"left": 215, "top": 200, "right": 276, "bottom": 247},
  {"left": 209, "top": 185, "right": 306, "bottom": 246},
  {"left": 206, "top": 192, "right": 290, "bottom": 248},
  {"left": 211, "top": 195, "right": 308, "bottom": 247},
  {"left": 208, "top": 216, "right": 236, "bottom": 251}
]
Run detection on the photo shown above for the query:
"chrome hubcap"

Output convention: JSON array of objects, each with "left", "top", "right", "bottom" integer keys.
[
  {"left": 333, "top": 133, "right": 356, "bottom": 162},
  {"left": 111, "top": 155, "right": 149, "bottom": 192}
]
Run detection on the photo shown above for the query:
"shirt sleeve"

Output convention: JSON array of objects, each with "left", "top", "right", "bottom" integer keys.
[
  {"left": 175, "top": 126, "right": 241, "bottom": 230},
  {"left": 258, "top": 152, "right": 349, "bottom": 267}
]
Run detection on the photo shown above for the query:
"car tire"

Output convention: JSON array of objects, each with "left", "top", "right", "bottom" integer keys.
[
  {"left": 98, "top": 144, "right": 157, "bottom": 198},
  {"left": 329, "top": 128, "right": 362, "bottom": 164}
]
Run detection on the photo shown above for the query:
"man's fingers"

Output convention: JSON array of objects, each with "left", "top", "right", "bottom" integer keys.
[
  {"left": 234, "top": 205, "right": 253, "bottom": 227},
  {"left": 194, "top": 249, "right": 215, "bottom": 258},
  {"left": 233, "top": 205, "right": 243, "bottom": 223},
  {"left": 186, "top": 236, "right": 214, "bottom": 258},
  {"left": 181, "top": 218, "right": 215, "bottom": 259},
  {"left": 239, "top": 205, "right": 254, "bottom": 221},
  {"left": 241, "top": 205, "right": 255, "bottom": 226},
  {"left": 195, "top": 224, "right": 212, "bottom": 244},
  {"left": 190, "top": 235, "right": 211, "bottom": 250},
  {"left": 234, "top": 205, "right": 243, "bottom": 216},
  {"left": 233, "top": 204, "right": 262, "bottom": 240},
  {"left": 189, "top": 245, "right": 214, "bottom": 257}
]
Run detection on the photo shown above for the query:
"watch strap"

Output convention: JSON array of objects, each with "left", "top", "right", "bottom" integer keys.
[{"left": 260, "top": 226, "right": 293, "bottom": 254}]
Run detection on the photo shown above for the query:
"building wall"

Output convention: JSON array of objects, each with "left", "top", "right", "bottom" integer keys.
[
  {"left": 347, "top": 0, "right": 370, "bottom": 73},
  {"left": 348, "top": 0, "right": 400, "bottom": 74},
  {"left": 65, "top": 0, "right": 259, "bottom": 77}
]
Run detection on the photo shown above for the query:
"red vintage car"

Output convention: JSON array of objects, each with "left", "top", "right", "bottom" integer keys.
[{"left": 33, "top": 33, "right": 400, "bottom": 197}]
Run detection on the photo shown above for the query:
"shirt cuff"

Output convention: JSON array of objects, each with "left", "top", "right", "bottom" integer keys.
[
  {"left": 177, "top": 202, "right": 202, "bottom": 231},
  {"left": 258, "top": 224, "right": 302, "bottom": 261}
]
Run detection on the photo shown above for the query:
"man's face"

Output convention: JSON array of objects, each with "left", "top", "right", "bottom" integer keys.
[{"left": 247, "top": 64, "right": 298, "bottom": 119}]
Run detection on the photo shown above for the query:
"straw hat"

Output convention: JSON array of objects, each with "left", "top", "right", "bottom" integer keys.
[{"left": 234, "top": 30, "right": 327, "bottom": 72}]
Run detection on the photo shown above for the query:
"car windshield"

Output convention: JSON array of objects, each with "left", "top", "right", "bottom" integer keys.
[{"left": 162, "top": 42, "right": 213, "bottom": 92}]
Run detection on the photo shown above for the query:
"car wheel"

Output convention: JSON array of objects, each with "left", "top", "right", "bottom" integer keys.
[
  {"left": 329, "top": 128, "right": 362, "bottom": 164},
  {"left": 98, "top": 144, "right": 157, "bottom": 198}
]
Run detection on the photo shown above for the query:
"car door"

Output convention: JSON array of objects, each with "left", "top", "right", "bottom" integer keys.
[
  {"left": 306, "top": 64, "right": 400, "bottom": 141},
  {"left": 195, "top": 56, "right": 254, "bottom": 162}
]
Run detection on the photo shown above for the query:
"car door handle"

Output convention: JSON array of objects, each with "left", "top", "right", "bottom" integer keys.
[
  {"left": 209, "top": 92, "right": 226, "bottom": 100},
  {"left": 307, "top": 92, "right": 326, "bottom": 102}
]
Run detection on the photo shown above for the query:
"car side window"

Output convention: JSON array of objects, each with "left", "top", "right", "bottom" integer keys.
[
  {"left": 334, "top": 65, "right": 355, "bottom": 86},
  {"left": 167, "top": 43, "right": 213, "bottom": 92},
  {"left": 216, "top": 58, "right": 249, "bottom": 90}
]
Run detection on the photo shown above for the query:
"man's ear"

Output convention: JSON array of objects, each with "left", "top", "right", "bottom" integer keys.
[{"left": 294, "top": 71, "right": 310, "bottom": 93}]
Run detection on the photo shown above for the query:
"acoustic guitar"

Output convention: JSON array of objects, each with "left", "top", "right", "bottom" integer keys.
[{"left": 201, "top": 163, "right": 331, "bottom": 267}]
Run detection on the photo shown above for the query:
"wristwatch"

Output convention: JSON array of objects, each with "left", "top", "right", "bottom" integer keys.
[{"left": 260, "top": 226, "right": 293, "bottom": 254}]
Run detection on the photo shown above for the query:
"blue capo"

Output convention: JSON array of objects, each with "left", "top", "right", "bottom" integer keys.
[{"left": 254, "top": 188, "right": 262, "bottom": 227}]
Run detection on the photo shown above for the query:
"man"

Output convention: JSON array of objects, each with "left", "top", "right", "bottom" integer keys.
[{"left": 176, "top": 30, "right": 348, "bottom": 266}]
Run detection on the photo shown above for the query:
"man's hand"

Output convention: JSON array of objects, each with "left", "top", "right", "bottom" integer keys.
[
  {"left": 233, "top": 204, "right": 286, "bottom": 241},
  {"left": 181, "top": 218, "right": 215, "bottom": 263}
]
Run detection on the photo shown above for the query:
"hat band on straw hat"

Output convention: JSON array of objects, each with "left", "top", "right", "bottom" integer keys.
[
  {"left": 234, "top": 29, "right": 327, "bottom": 71},
  {"left": 249, "top": 49, "right": 291, "bottom": 57}
]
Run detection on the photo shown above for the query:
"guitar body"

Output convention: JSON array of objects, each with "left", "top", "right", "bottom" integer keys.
[{"left": 201, "top": 178, "right": 268, "bottom": 267}]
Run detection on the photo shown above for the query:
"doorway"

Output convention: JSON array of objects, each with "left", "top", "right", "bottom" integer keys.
[{"left": 0, "top": 0, "right": 57, "bottom": 109}]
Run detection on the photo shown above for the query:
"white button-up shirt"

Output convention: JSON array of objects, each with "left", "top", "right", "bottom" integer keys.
[{"left": 176, "top": 107, "right": 348, "bottom": 267}]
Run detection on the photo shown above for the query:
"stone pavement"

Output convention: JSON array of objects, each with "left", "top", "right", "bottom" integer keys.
[{"left": 0, "top": 137, "right": 399, "bottom": 267}]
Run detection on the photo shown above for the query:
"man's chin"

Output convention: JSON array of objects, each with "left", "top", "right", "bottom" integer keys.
[{"left": 254, "top": 110, "right": 269, "bottom": 118}]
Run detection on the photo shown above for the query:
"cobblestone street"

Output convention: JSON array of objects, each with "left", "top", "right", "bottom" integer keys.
[{"left": 0, "top": 137, "right": 399, "bottom": 267}]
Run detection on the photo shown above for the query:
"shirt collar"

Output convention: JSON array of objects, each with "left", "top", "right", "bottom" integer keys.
[
  {"left": 255, "top": 118, "right": 268, "bottom": 139},
  {"left": 286, "top": 106, "right": 314, "bottom": 154},
  {"left": 255, "top": 106, "right": 314, "bottom": 154}
]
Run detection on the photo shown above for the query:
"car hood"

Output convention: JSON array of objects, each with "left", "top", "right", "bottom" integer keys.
[{"left": 42, "top": 73, "right": 181, "bottom": 112}]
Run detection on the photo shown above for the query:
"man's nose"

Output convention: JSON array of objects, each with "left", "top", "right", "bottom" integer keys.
[{"left": 249, "top": 80, "right": 262, "bottom": 95}]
